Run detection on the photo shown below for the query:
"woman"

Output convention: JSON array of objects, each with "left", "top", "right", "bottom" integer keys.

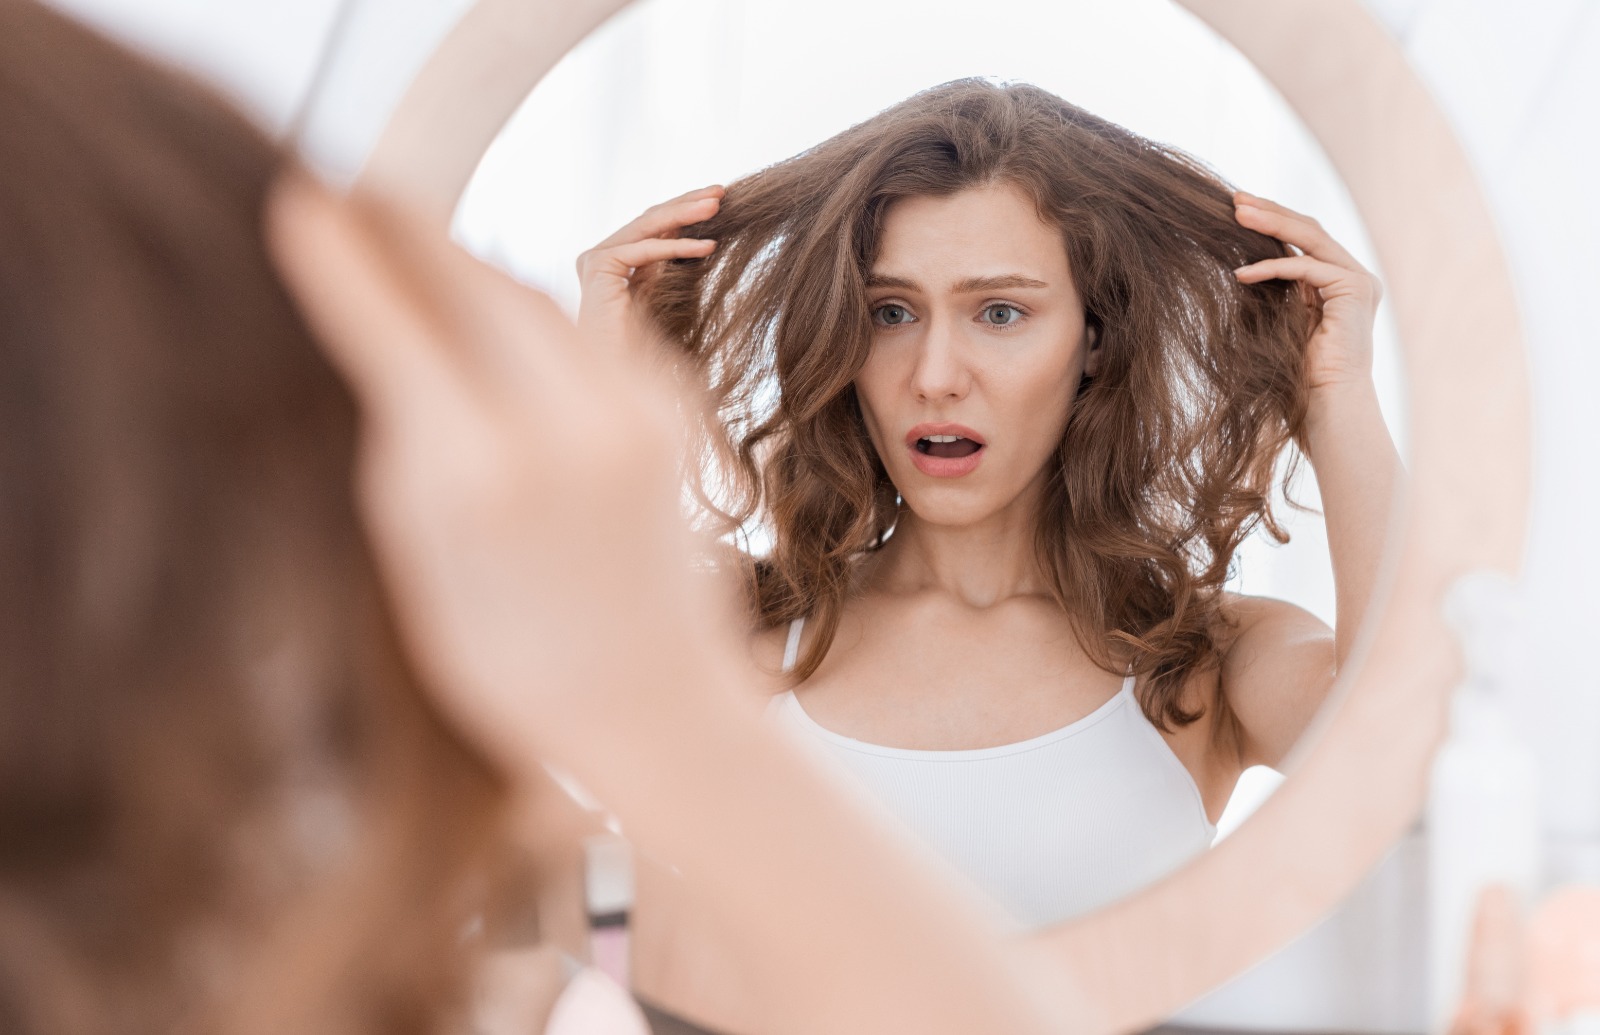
[
  {"left": 584, "top": 76, "right": 1401, "bottom": 954},
  {"left": 0, "top": 5, "right": 1068, "bottom": 1033}
]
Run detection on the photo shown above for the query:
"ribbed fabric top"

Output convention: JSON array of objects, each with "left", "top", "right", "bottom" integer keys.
[{"left": 770, "top": 617, "right": 1216, "bottom": 929}]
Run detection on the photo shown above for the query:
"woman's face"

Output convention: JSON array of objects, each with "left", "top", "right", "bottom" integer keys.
[{"left": 854, "top": 181, "right": 1099, "bottom": 530}]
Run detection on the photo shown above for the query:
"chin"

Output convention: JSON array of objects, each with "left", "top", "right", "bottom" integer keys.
[{"left": 896, "top": 486, "right": 1008, "bottom": 530}]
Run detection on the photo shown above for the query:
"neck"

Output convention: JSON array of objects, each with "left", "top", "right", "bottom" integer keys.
[{"left": 867, "top": 486, "right": 1048, "bottom": 608}]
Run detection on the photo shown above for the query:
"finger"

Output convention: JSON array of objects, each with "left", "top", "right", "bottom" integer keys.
[
  {"left": 1233, "top": 190, "right": 1321, "bottom": 225},
  {"left": 266, "top": 169, "right": 475, "bottom": 420},
  {"left": 662, "top": 183, "right": 725, "bottom": 204},
  {"left": 580, "top": 237, "right": 718, "bottom": 282},
  {"left": 1233, "top": 254, "right": 1381, "bottom": 300},
  {"left": 592, "top": 188, "right": 723, "bottom": 250},
  {"left": 1233, "top": 195, "right": 1363, "bottom": 271}
]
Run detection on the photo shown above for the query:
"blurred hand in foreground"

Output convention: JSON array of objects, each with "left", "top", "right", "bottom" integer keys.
[{"left": 266, "top": 171, "right": 711, "bottom": 776}]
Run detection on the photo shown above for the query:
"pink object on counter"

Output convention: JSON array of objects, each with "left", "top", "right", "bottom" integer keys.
[
  {"left": 542, "top": 967, "right": 649, "bottom": 1035},
  {"left": 590, "top": 925, "right": 630, "bottom": 989}
]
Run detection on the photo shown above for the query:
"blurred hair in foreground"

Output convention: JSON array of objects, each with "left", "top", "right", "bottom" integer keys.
[{"left": 0, "top": 1, "right": 506, "bottom": 1031}]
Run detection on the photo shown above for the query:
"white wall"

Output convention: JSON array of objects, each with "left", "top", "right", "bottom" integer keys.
[
  {"left": 45, "top": 0, "right": 342, "bottom": 129},
  {"left": 46, "top": 0, "right": 477, "bottom": 182}
]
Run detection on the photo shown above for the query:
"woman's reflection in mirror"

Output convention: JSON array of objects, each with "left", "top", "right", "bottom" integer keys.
[{"left": 585, "top": 78, "right": 1402, "bottom": 934}]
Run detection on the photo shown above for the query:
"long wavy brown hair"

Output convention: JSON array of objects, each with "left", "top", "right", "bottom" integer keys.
[
  {"left": 644, "top": 79, "right": 1315, "bottom": 729},
  {"left": 0, "top": 3, "right": 506, "bottom": 1032}
]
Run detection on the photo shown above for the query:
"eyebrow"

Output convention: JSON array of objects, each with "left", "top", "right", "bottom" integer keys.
[{"left": 865, "top": 273, "right": 1051, "bottom": 293}]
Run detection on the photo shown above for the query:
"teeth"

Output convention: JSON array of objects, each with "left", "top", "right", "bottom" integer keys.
[{"left": 923, "top": 434, "right": 962, "bottom": 443}]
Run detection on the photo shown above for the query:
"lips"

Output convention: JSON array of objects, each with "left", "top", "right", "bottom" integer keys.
[{"left": 904, "top": 423, "right": 986, "bottom": 478}]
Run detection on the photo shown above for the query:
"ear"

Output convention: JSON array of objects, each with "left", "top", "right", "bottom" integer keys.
[{"left": 1083, "top": 323, "right": 1102, "bottom": 378}]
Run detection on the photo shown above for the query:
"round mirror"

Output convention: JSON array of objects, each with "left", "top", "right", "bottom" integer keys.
[{"left": 452, "top": 0, "right": 1409, "bottom": 824}]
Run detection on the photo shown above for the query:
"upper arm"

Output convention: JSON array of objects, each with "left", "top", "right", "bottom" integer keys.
[{"left": 1217, "top": 593, "right": 1337, "bottom": 770}]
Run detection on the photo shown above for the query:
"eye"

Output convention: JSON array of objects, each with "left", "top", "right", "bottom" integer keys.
[
  {"left": 980, "top": 303, "right": 1024, "bottom": 327},
  {"left": 872, "top": 303, "right": 916, "bottom": 327}
]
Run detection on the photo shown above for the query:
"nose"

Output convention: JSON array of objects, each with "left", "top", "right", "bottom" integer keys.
[{"left": 908, "top": 316, "right": 972, "bottom": 403}]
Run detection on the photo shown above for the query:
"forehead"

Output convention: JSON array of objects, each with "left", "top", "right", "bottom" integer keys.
[{"left": 871, "top": 182, "right": 1069, "bottom": 285}]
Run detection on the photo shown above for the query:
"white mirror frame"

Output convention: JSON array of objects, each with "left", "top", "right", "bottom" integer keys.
[{"left": 360, "top": 0, "right": 1530, "bottom": 1026}]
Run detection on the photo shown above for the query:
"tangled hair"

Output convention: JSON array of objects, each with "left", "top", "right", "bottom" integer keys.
[
  {"left": 644, "top": 79, "right": 1314, "bottom": 729},
  {"left": 0, "top": 3, "right": 506, "bottom": 1032}
]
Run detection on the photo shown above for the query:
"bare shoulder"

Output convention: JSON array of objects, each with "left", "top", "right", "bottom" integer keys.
[
  {"left": 1213, "top": 592, "right": 1336, "bottom": 770},
  {"left": 1217, "top": 591, "right": 1330, "bottom": 640},
  {"left": 1214, "top": 592, "right": 1334, "bottom": 672}
]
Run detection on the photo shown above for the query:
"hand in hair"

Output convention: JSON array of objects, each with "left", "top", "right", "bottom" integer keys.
[
  {"left": 576, "top": 185, "right": 722, "bottom": 355},
  {"left": 265, "top": 169, "right": 707, "bottom": 774},
  {"left": 1231, "top": 191, "right": 1383, "bottom": 395}
]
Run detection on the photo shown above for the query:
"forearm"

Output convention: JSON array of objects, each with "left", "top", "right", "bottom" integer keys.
[{"left": 1302, "top": 378, "right": 1405, "bottom": 669}]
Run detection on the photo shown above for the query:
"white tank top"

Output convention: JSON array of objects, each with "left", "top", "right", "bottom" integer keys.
[{"left": 770, "top": 617, "right": 1216, "bottom": 929}]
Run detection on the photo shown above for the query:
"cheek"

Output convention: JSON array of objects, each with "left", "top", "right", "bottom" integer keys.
[
  {"left": 1004, "top": 347, "right": 1085, "bottom": 453},
  {"left": 852, "top": 347, "right": 901, "bottom": 429}
]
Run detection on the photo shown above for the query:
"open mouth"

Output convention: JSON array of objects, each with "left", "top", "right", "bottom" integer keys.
[{"left": 915, "top": 434, "right": 983, "bottom": 459}]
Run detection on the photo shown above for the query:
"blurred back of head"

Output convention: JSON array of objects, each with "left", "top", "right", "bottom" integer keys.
[{"left": 0, "top": 2, "right": 504, "bottom": 1031}]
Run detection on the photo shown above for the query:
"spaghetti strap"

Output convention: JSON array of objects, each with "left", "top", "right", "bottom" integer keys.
[{"left": 782, "top": 617, "right": 805, "bottom": 674}]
